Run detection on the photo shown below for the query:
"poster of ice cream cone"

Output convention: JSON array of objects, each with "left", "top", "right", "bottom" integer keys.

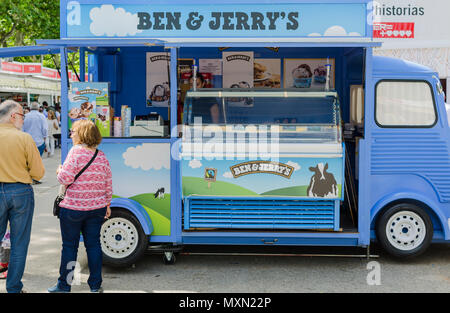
[
  {"left": 146, "top": 52, "right": 171, "bottom": 107},
  {"left": 222, "top": 51, "right": 254, "bottom": 90},
  {"left": 284, "top": 58, "right": 335, "bottom": 90},
  {"left": 254, "top": 59, "right": 281, "bottom": 88},
  {"left": 222, "top": 51, "right": 254, "bottom": 107}
]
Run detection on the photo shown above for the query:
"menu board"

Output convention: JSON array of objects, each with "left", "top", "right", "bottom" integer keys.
[{"left": 199, "top": 59, "right": 222, "bottom": 76}]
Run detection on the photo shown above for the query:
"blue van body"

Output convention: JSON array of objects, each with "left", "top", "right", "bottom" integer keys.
[
  {"left": 368, "top": 56, "right": 450, "bottom": 242},
  {"left": 0, "top": 0, "right": 448, "bottom": 263}
]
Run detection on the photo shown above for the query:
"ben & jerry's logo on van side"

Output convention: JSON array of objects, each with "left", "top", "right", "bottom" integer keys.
[{"left": 230, "top": 161, "right": 294, "bottom": 179}]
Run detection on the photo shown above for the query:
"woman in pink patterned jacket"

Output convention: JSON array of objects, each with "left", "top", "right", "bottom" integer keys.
[{"left": 48, "top": 119, "right": 112, "bottom": 293}]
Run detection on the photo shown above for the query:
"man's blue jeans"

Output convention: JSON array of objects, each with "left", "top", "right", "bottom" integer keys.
[
  {"left": 57, "top": 207, "right": 106, "bottom": 292},
  {"left": 37, "top": 143, "right": 45, "bottom": 156},
  {"left": 0, "top": 183, "right": 34, "bottom": 293}
]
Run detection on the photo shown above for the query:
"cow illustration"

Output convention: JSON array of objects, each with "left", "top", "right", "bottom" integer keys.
[
  {"left": 306, "top": 163, "right": 338, "bottom": 198},
  {"left": 154, "top": 187, "right": 165, "bottom": 199}
]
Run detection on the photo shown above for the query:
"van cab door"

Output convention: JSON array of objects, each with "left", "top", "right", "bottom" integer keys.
[{"left": 367, "top": 75, "right": 450, "bottom": 243}]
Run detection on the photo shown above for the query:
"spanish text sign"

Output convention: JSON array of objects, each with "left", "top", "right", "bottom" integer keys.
[{"left": 65, "top": 2, "right": 367, "bottom": 38}]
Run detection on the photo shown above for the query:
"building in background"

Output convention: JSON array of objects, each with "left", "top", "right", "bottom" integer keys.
[
  {"left": 0, "top": 60, "right": 87, "bottom": 107},
  {"left": 372, "top": 0, "right": 450, "bottom": 100}
]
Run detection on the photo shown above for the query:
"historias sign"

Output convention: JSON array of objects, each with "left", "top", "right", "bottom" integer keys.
[{"left": 372, "top": 0, "right": 450, "bottom": 48}]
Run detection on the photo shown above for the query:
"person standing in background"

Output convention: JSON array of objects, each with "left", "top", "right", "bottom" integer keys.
[
  {"left": 46, "top": 110, "right": 59, "bottom": 157},
  {"left": 0, "top": 100, "right": 45, "bottom": 293},
  {"left": 0, "top": 229, "right": 10, "bottom": 279},
  {"left": 54, "top": 104, "right": 61, "bottom": 148},
  {"left": 23, "top": 102, "right": 48, "bottom": 157},
  {"left": 41, "top": 101, "right": 49, "bottom": 118}
]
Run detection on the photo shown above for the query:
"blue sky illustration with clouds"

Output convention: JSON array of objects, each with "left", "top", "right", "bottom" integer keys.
[
  {"left": 67, "top": 3, "right": 367, "bottom": 38},
  {"left": 100, "top": 143, "right": 171, "bottom": 198}
]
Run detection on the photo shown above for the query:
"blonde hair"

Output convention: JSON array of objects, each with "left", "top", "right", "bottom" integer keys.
[
  {"left": 47, "top": 110, "right": 56, "bottom": 120},
  {"left": 72, "top": 119, "right": 102, "bottom": 148}
]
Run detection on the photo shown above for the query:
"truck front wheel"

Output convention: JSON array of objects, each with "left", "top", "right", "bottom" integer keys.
[
  {"left": 101, "top": 208, "right": 149, "bottom": 268},
  {"left": 376, "top": 203, "right": 433, "bottom": 258}
]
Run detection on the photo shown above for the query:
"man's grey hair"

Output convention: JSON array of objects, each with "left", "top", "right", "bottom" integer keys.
[
  {"left": 0, "top": 100, "right": 21, "bottom": 123},
  {"left": 30, "top": 102, "right": 40, "bottom": 110}
]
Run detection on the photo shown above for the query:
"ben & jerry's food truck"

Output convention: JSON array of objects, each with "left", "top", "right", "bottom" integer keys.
[{"left": 1, "top": 0, "right": 449, "bottom": 266}]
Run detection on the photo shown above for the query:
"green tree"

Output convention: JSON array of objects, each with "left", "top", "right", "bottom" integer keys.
[
  {"left": 0, "top": 0, "right": 73, "bottom": 71},
  {"left": 0, "top": 0, "right": 60, "bottom": 48}
]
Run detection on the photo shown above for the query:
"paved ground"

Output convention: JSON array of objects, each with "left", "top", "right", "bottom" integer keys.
[{"left": 1, "top": 148, "right": 449, "bottom": 293}]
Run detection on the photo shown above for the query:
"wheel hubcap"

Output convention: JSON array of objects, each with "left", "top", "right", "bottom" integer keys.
[
  {"left": 101, "top": 217, "right": 139, "bottom": 259},
  {"left": 386, "top": 211, "right": 426, "bottom": 251}
]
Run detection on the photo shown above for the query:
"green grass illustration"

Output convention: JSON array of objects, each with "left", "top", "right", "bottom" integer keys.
[
  {"left": 139, "top": 203, "right": 170, "bottom": 236},
  {"left": 182, "top": 177, "right": 258, "bottom": 196},
  {"left": 130, "top": 193, "right": 171, "bottom": 220},
  {"left": 112, "top": 193, "right": 171, "bottom": 236},
  {"left": 261, "top": 185, "right": 342, "bottom": 197}
]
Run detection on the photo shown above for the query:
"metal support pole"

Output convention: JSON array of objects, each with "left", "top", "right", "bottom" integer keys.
[
  {"left": 170, "top": 47, "right": 178, "bottom": 138},
  {"left": 80, "top": 47, "right": 86, "bottom": 82},
  {"left": 60, "top": 47, "right": 69, "bottom": 160}
]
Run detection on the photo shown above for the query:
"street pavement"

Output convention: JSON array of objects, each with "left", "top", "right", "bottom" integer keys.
[{"left": 1, "top": 148, "right": 449, "bottom": 293}]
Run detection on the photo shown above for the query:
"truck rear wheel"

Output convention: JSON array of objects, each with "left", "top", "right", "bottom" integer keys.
[
  {"left": 101, "top": 208, "right": 149, "bottom": 268},
  {"left": 376, "top": 203, "right": 433, "bottom": 258}
]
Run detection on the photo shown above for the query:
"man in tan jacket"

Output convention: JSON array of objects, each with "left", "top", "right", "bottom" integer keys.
[{"left": 0, "top": 100, "right": 44, "bottom": 293}]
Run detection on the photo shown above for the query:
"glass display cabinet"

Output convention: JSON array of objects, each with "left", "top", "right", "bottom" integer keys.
[
  {"left": 181, "top": 89, "right": 345, "bottom": 231},
  {"left": 182, "top": 89, "right": 343, "bottom": 152}
]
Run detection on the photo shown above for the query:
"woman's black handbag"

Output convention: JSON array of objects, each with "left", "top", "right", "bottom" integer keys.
[{"left": 53, "top": 149, "right": 98, "bottom": 218}]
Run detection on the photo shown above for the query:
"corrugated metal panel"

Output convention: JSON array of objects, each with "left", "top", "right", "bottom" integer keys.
[
  {"left": 185, "top": 198, "right": 337, "bottom": 230},
  {"left": 371, "top": 131, "right": 450, "bottom": 202}
]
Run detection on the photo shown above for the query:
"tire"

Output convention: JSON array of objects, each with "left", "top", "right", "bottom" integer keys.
[
  {"left": 101, "top": 208, "right": 149, "bottom": 268},
  {"left": 376, "top": 203, "right": 433, "bottom": 258}
]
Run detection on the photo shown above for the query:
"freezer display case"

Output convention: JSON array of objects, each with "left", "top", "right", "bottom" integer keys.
[{"left": 181, "top": 89, "right": 345, "bottom": 230}]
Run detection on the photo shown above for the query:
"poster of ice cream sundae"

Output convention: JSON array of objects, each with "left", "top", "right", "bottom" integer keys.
[{"left": 284, "top": 58, "right": 335, "bottom": 90}]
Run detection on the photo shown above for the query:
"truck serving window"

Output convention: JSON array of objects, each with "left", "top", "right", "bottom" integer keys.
[{"left": 375, "top": 80, "right": 437, "bottom": 128}]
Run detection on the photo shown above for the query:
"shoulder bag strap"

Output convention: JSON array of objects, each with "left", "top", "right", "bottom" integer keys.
[{"left": 65, "top": 149, "right": 99, "bottom": 193}]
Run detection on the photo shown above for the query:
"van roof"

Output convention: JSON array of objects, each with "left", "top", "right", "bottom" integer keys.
[{"left": 373, "top": 55, "right": 435, "bottom": 76}]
